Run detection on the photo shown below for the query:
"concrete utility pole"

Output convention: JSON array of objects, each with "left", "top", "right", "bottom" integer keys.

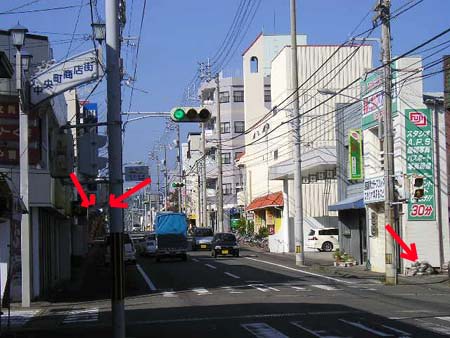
[
  {"left": 176, "top": 124, "right": 182, "bottom": 212},
  {"left": 105, "top": 0, "right": 126, "bottom": 336},
  {"left": 156, "top": 158, "right": 161, "bottom": 212},
  {"left": 378, "top": 0, "right": 397, "bottom": 285},
  {"left": 215, "top": 74, "right": 225, "bottom": 232},
  {"left": 201, "top": 123, "right": 208, "bottom": 227},
  {"left": 290, "top": 0, "right": 305, "bottom": 266},
  {"left": 163, "top": 145, "right": 168, "bottom": 210}
]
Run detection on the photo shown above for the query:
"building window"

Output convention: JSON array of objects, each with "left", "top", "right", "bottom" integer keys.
[
  {"left": 235, "top": 151, "right": 243, "bottom": 160},
  {"left": 221, "top": 122, "right": 230, "bottom": 134},
  {"left": 222, "top": 152, "right": 231, "bottom": 164},
  {"left": 273, "top": 149, "right": 278, "bottom": 160},
  {"left": 233, "top": 90, "right": 244, "bottom": 102},
  {"left": 309, "top": 174, "right": 317, "bottom": 183},
  {"left": 206, "top": 117, "right": 216, "bottom": 131},
  {"left": 250, "top": 56, "right": 258, "bottom": 73},
  {"left": 264, "top": 89, "right": 271, "bottom": 102},
  {"left": 234, "top": 121, "right": 245, "bottom": 133},
  {"left": 219, "top": 91, "right": 230, "bottom": 103},
  {"left": 207, "top": 147, "right": 216, "bottom": 160},
  {"left": 235, "top": 183, "right": 243, "bottom": 193},
  {"left": 206, "top": 178, "right": 216, "bottom": 189},
  {"left": 223, "top": 183, "right": 232, "bottom": 195}
]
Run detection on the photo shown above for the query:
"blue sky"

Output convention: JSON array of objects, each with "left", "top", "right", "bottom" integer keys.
[{"left": 1, "top": 0, "right": 449, "bottom": 186}]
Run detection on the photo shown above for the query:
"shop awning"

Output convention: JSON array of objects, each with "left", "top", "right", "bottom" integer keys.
[
  {"left": 328, "top": 194, "right": 364, "bottom": 211},
  {"left": 246, "top": 191, "right": 283, "bottom": 211}
]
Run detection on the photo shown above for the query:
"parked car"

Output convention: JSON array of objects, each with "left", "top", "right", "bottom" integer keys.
[
  {"left": 211, "top": 233, "right": 239, "bottom": 258},
  {"left": 307, "top": 228, "right": 339, "bottom": 252},
  {"left": 104, "top": 233, "right": 137, "bottom": 265},
  {"left": 142, "top": 233, "right": 157, "bottom": 256},
  {"left": 192, "top": 227, "right": 214, "bottom": 250}
]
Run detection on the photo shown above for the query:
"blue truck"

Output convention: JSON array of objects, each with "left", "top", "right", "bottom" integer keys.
[{"left": 154, "top": 212, "right": 188, "bottom": 262}]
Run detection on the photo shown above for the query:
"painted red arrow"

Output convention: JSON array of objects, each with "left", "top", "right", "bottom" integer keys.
[
  {"left": 385, "top": 224, "right": 418, "bottom": 262},
  {"left": 109, "top": 178, "right": 151, "bottom": 208},
  {"left": 69, "top": 172, "right": 96, "bottom": 208}
]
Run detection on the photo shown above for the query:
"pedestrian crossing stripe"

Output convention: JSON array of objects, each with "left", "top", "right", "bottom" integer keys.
[{"left": 62, "top": 308, "right": 99, "bottom": 324}]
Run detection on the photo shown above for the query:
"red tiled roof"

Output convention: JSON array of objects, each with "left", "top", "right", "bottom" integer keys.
[{"left": 246, "top": 191, "right": 283, "bottom": 211}]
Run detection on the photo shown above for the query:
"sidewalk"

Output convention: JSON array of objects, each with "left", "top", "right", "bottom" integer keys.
[{"left": 243, "top": 245, "right": 450, "bottom": 285}]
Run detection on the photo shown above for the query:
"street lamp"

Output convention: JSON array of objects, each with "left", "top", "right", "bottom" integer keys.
[
  {"left": 91, "top": 22, "right": 106, "bottom": 43},
  {"left": 19, "top": 49, "right": 33, "bottom": 71},
  {"left": 10, "top": 23, "right": 32, "bottom": 308}
]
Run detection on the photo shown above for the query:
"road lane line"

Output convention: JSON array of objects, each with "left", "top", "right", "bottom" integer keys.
[
  {"left": 136, "top": 264, "right": 157, "bottom": 291},
  {"left": 338, "top": 319, "right": 393, "bottom": 336},
  {"left": 291, "top": 321, "right": 346, "bottom": 338},
  {"left": 224, "top": 272, "right": 240, "bottom": 279},
  {"left": 192, "top": 287, "right": 211, "bottom": 295},
  {"left": 248, "top": 284, "right": 269, "bottom": 292},
  {"left": 241, "top": 323, "right": 289, "bottom": 338},
  {"left": 267, "top": 286, "right": 280, "bottom": 292},
  {"left": 291, "top": 286, "right": 308, "bottom": 291},
  {"left": 381, "top": 324, "right": 411, "bottom": 336},
  {"left": 436, "top": 316, "right": 450, "bottom": 322},
  {"left": 245, "top": 257, "right": 354, "bottom": 284},
  {"left": 414, "top": 319, "right": 450, "bottom": 335},
  {"left": 221, "top": 286, "right": 243, "bottom": 294},
  {"left": 311, "top": 284, "right": 341, "bottom": 291},
  {"left": 205, "top": 263, "right": 217, "bottom": 269},
  {"left": 162, "top": 291, "right": 177, "bottom": 298},
  {"left": 192, "top": 258, "right": 200, "bottom": 262}
]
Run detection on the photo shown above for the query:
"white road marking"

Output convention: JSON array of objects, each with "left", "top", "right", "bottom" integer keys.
[
  {"left": 267, "top": 286, "right": 280, "bottom": 292},
  {"left": 381, "top": 324, "right": 411, "bottom": 336},
  {"left": 414, "top": 318, "right": 450, "bottom": 335},
  {"left": 192, "top": 287, "right": 211, "bottom": 295},
  {"left": 136, "top": 264, "right": 157, "bottom": 291},
  {"left": 291, "top": 286, "right": 308, "bottom": 291},
  {"left": 248, "top": 284, "right": 270, "bottom": 292},
  {"left": 205, "top": 263, "right": 217, "bottom": 269},
  {"left": 162, "top": 291, "right": 177, "bottom": 298},
  {"left": 192, "top": 258, "right": 200, "bottom": 262},
  {"left": 224, "top": 272, "right": 240, "bottom": 279},
  {"left": 62, "top": 308, "right": 99, "bottom": 324},
  {"left": 1, "top": 310, "right": 39, "bottom": 327},
  {"left": 245, "top": 257, "right": 354, "bottom": 284},
  {"left": 338, "top": 319, "right": 393, "bottom": 336},
  {"left": 291, "top": 321, "right": 349, "bottom": 338},
  {"left": 241, "top": 322, "right": 289, "bottom": 338},
  {"left": 221, "top": 286, "right": 243, "bottom": 294},
  {"left": 311, "top": 284, "right": 341, "bottom": 291},
  {"left": 436, "top": 316, "right": 450, "bottom": 322}
]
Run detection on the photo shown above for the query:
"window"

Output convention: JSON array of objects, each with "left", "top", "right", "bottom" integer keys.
[
  {"left": 219, "top": 91, "right": 230, "bottom": 103},
  {"left": 319, "top": 229, "right": 339, "bottom": 236},
  {"left": 222, "top": 152, "right": 231, "bottom": 164},
  {"left": 264, "top": 89, "right": 271, "bottom": 102},
  {"left": 309, "top": 174, "right": 317, "bottom": 183},
  {"left": 235, "top": 151, "right": 244, "bottom": 160},
  {"left": 234, "top": 121, "right": 245, "bottom": 133},
  {"left": 235, "top": 183, "right": 243, "bottom": 193},
  {"left": 221, "top": 122, "right": 230, "bottom": 134},
  {"left": 233, "top": 90, "right": 244, "bottom": 102},
  {"left": 318, "top": 172, "right": 326, "bottom": 180},
  {"left": 205, "top": 117, "right": 216, "bottom": 131},
  {"left": 223, "top": 183, "right": 232, "bottom": 195},
  {"left": 206, "top": 178, "right": 216, "bottom": 189},
  {"left": 206, "top": 147, "right": 216, "bottom": 160},
  {"left": 273, "top": 149, "right": 278, "bottom": 160},
  {"left": 250, "top": 56, "right": 258, "bottom": 73}
]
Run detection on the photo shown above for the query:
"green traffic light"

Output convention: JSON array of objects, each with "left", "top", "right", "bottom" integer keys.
[{"left": 173, "top": 108, "right": 185, "bottom": 120}]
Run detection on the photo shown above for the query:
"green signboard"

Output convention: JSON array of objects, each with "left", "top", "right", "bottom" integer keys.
[
  {"left": 349, "top": 129, "right": 363, "bottom": 180},
  {"left": 405, "top": 108, "right": 435, "bottom": 221}
]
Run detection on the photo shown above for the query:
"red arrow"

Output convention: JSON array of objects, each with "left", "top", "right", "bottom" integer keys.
[
  {"left": 385, "top": 224, "right": 418, "bottom": 262},
  {"left": 109, "top": 178, "right": 151, "bottom": 208},
  {"left": 69, "top": 172, "right": 96, "bottom": 208}
]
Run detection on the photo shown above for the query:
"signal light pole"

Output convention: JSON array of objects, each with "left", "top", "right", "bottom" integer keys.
[{"left": 215, "top": 74, "right": 225, "bottom": 232}]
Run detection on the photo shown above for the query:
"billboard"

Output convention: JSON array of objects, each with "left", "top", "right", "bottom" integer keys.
[
  {"left": 348, "top": 129, "right": 363, "bottom": 180},
  {"left": 124, "top": 166, "right": 149, "bottom": 182}
]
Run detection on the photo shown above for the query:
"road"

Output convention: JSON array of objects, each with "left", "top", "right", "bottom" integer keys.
[{"left": 3, "top": 247, "right": 450, "bottom": 337}]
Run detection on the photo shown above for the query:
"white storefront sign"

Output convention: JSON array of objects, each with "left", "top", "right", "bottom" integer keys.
[
  {"left": 30, "top": 49, "right": 103, "bottom": 105},
  {"left": 364, "top": 176, "right": 385, "bottom": 204}
]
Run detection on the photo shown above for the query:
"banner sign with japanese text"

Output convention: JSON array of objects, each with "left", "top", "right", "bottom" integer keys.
[
  {"left": 125, "top": 166, "right": 149, "bottom": 182},
  {"left": 364, "top": 176, "right": 385, "bottom": 204},
  {"left": 30, "top": 49, "right": 103, "bottom": 105},
  {"left": 348, "top": 128, "right": 363, "bottom": 180},
  {"left": 405, "top": 108, "right": 435, "bottom": 221}
]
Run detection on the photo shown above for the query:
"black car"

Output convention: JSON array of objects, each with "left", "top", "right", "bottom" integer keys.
[{"left": 211, "top": 233, "right": 239, "bottom": 258}]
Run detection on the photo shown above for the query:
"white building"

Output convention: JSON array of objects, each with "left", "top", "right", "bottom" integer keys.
[{"left": 240, "top": 32, "right": 373, "bottom": 253}]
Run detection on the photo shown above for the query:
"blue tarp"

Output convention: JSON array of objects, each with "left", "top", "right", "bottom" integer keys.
[
  {"left": 154, "top": 212, "right": 187, "bottom": 235},
  {"left": 328, "top": 195, "right": 364, "bottom": 211}
]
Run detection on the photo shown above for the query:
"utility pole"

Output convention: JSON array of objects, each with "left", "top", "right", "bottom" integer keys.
[
  {"left": 215, "top": 74, "right": 225, "bottom": 232},
  {"left": 105, "top": 0, "right": 125, "bottom": 336},
  {"left": 156, "top": 158, "right": 161, "bottom": 212},
  {"left": 201, "top": 123, "right": 208, "bottom": 227},
  {"left": 378, "top": 0, "right": 397, "bottom": 285},
  {"left": 290, "top": 0, "right": 305, "bottom": 266},
  {"left": 176, "top": 124, "right": 183, "bottom": 212},
  {"left": 163, "top": 145, "right": 168, "bottom": 210}
]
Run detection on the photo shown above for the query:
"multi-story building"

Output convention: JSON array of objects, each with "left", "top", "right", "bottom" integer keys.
[
  {"left": 199, "top": 76, "right": 246, "bottom": 231},
  {"left": 240, "top": 32, "right": 373, "bottom": 253}
]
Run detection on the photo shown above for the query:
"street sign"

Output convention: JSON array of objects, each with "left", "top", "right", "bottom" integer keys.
[
  {"left": 364, "top": 176, "right": 385, "bottom": 204},
  {"left": 124, "top": 166, "right": 150, "bottom": 181},
  {"left": 30, "top": 49, "right": 103, "bottom": 105}
]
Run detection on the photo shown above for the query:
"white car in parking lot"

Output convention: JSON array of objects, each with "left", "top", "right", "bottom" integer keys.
[{"left": 307, "top": 228, "right": 339, "bottom": 252}]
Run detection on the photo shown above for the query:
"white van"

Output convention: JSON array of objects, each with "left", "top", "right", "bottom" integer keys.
[
  {"left": 104, "top": 233, "right": 137, "bottom": 265},
  {"left": 307, "top": 228, "right": 339, "bottom": 252}
]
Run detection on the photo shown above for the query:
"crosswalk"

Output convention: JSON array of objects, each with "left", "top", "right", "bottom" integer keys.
[
  {"left": 61, "top": 308, "right": 99, "bottom": 325},
  {"left": 0, "top": 309, "right": 39, "bottom": 328},
  {"left": 153, "top": 282, "right": 373, "bottom": 298}
]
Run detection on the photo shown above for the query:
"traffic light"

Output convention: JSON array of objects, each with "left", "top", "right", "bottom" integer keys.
[
  {"left": 170, "top": 107, "right": 211, "bottom": 123},
  {"left": 411, "top": 175, "right": 425, "bottom": 200},
  {"left": 172, "top": 182, "right": 185, "bottom": 188},
  {"left": 78, "top": 130, "right": 107, "bottom": 177}
]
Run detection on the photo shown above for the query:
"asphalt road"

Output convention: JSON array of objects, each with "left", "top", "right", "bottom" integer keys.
[{"left": 3, "top": 248, "right": 450, "bottom": 337}]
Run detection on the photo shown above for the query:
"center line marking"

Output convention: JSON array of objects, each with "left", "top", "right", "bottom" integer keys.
[
  {"left": 136, "top": 264, "right": 157, "bottom": 291},
  {"left": 205, "top": 264, "right": 217, "bottom": 269},
  {"left": 224, "top": 272, "right": 240, "bottom": 279}
]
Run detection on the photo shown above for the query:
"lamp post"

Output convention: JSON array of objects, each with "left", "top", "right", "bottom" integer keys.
[{"left": 10, "top": 23, "right": 33, "bottom": 308}]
